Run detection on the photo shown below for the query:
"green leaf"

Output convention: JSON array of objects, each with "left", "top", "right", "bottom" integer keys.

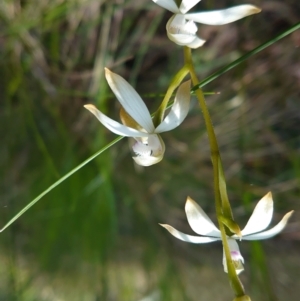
[
  {"left": 191, "top": 22, "right": 300, "bottom": 91},
  {"left": 0, "top": 136, "right": 123, "bottom": 232}
]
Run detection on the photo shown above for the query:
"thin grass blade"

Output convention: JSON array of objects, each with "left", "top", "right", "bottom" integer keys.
[{"left": 0, "top": 136, "right": 123, "bottom": 232}]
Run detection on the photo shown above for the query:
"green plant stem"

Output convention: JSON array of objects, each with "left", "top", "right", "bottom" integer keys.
[
  {"left": 184, "top": 46, "right": 245, "bottom": 297},
  {"left": 153, "top": 65, "right": 189, "bottom": 126}
]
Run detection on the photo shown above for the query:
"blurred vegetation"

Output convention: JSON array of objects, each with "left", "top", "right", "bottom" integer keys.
[{"left": 0, "top": 0, "right": 299, "bottom": 300}]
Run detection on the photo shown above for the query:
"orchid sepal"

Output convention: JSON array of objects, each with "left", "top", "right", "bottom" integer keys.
[{"left": 239, "top": 210, "right": 294, "bottom": 241}]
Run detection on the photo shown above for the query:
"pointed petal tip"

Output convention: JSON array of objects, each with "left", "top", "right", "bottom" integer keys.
[
  {"left": 104, "top": 67, "right": 114, "bottom": 79},
  {"left": 186, "top": 196, "right": 195, "bottom": 205},
  {"left": 84, "top": 103, "right": 97, "bottom": 111},
  {"left": 266, "top": 191, "right": 272, "bottom": 198},
  {"left": 263, "top": 191, "right": 273, "bottom": 204},
  {"left": 285, "top": 210, "right": 294, "bottom": 219},
  {"left": 185, "top": 196, "right": 203, "bottom": 211},
  {"left": 242, "top": 5, "right": 262, "bottom": 16},
  {"left": 159, "top": 223, "right": 176, "bottom": 233},
  {"left": 185, "top": 196, "right": 201, "bottom": 214},
  {"left": 250, "top": 6, "right": 262, "bottom": 14},
  {"left": 104, "top": 67, "right": 120, "bottom": 83}
]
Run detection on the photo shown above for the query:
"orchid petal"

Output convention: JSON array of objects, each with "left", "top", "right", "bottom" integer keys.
[
  {"left": 133, "top": 155, "right": 163, "bottom": 166},
  {"left": 184, "top": 5, "right": 261, "bottom": 25},
  {"left": 105, "top": 68, "right": 155, "bottom": 133},
  {"left": 166, "top": 14, "right": 205, "bottom": 48},
  {"left": 132, "top": 135, "right": 165, "bottom": 166},
  {"left": 167, "top": 32, "right": 205, "bottom": 48},
  {"left": 222, "top": 238, "right": 244, "bottom": 274},
  {"left": 185, "top": 196, "right": 221, "bottom": 237},
  {"left": 243, "top": 211, "right": 294, "bottom": 240},
  {"left": 160, "top": 224, "right": 220, "bottom": 243},
  {"left": 241, "top": 192, "right": 274, "bottom": 236},
  {"left": 155, "top": 80, "right": 191, "bottom": 133},
  {"left": 167, "top": 14, "right": 198, "bottom": 35},
  {"left": 185, "top": 36, "right": 206, "bottom": 48},
  {"left": 84, "top": 104, "right": 148, "bottom": 137},
  {"left": 152, "top": 0, "right": 179, "bottom": 13},
  {"left": 179, "top": 0, "right": 202, "bottom": 14}
]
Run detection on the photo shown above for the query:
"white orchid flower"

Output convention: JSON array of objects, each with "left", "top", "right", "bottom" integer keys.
[
  {"left": 152, "top": 0, "right": 261, "bottom": 48},
  {"left": 160, "top": 192, "right": 293, "bottom": 274},
  {"left": 84, "top": 68, "right": 191, "bottom": 166}
]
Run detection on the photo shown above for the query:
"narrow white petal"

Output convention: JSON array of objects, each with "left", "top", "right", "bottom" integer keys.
[
  {"left": 84, "top": 104, "right": 148, "bottom": 137},
  {"left": 105, "top": 68, "right": 155, "bottom": 133},
  {"left": 184, "top": 5, "right": 261, "bottom": 25},
  {"left": 243, "top": 211, "right": 294, "bottom": 240},
  {"left": 241, "top": 192, "right": 274, "bottom": 236},
  {"left": 222, "top": 238, "right": 244, "bottom": 274},
  {"left": 132, "top": 135, "right": 165, "bottom": 166},
  {"left": 179, "top": 0, "right": 202, "bottom": 14},
  {"left": 155, "top": 80, "right": 191, "bottom": 133},
  {"left": 160, "top": 224, "right": 220, "bottom": 243},
  {"left": 185, "top": 197, "right": 221, "bottom": 237},
  {"left": 152, "top": 0, "right": 179, "bottom": 13}
]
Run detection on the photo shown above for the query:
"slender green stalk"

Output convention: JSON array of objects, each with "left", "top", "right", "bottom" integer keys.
[
  {"left": 184, "top": 47, "right": 245, "bottom": 297},
  {"left": 192, "top": 22, "right": 300, "bottom": 91},
  {"left": 0, "top": 136, "right": 123, "bottom": 232}
]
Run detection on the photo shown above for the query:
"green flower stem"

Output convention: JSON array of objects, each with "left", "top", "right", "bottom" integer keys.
[
  {"left": 153, "top": 65, "right": 189, "bottom": 127},
  {"left": 183, "top": 46, "right": 245, "bottom": 297}
]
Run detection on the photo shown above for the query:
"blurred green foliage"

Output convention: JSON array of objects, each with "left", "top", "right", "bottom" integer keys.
[{"left": 0, "top": 0, "right": 299, "bottom": 300}]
